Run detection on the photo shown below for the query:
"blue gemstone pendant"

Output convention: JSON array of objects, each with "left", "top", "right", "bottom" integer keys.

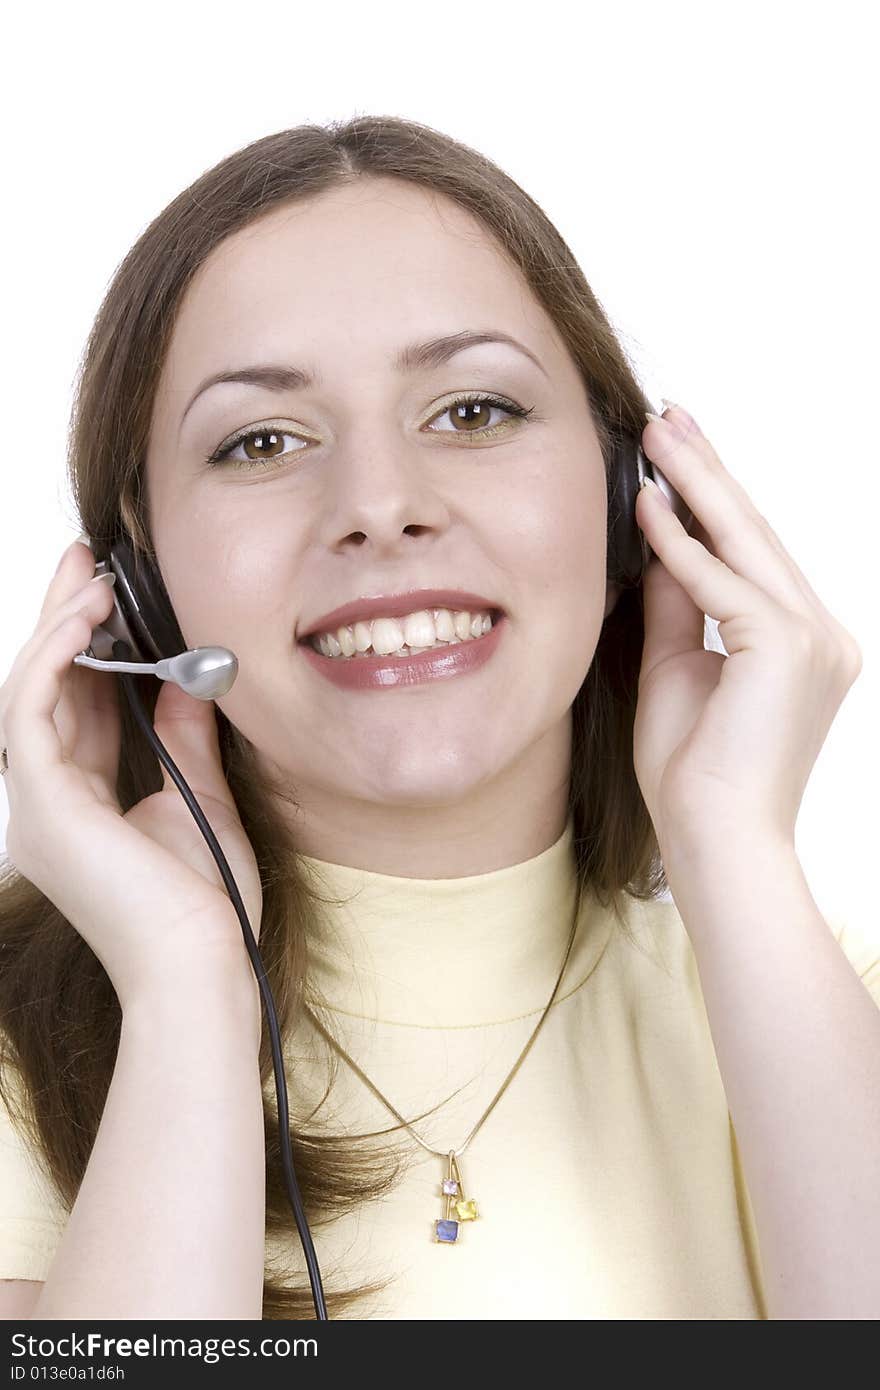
[{"left": 433, "top": 1150, "right": 478, "bottom": 1243}]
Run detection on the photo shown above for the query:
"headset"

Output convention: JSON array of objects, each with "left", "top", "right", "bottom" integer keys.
[{"left": 70, "top": 431, "right": 690, "bottom": 1320}]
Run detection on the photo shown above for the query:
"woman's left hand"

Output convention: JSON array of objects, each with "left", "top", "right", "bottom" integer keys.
[{"left": 632, "top": 401, "right": 863, "bottom": 857}]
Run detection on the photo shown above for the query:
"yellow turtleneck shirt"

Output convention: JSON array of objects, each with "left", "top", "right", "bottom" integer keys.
[{"left": 1, "top": 815, "right": 878, "bottom": 1319}]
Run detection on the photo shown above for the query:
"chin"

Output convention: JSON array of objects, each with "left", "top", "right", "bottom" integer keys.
[{"left": 351, "top": 746, "right": 500, "bottom": 807}]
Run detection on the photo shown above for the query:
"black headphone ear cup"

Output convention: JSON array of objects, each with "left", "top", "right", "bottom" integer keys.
[
  {"left": 607, "top": 434, "right": 652, "bottom": 588},
  {"left": 97, "top": 534, "right": 187, "bottom": 663}
]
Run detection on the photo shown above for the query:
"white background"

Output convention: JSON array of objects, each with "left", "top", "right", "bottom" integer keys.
[{"left": 1, "top": 0, "right": 876, "bottom": 926}]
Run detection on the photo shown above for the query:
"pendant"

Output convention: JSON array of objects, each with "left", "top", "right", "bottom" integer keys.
[{"left": 433, "top": 1150, "right": 479, "bottom": 1243}]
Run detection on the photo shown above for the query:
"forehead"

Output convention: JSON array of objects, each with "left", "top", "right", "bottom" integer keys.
[{"left": 163, "top": 179, "right": 552, "bottom": 369}]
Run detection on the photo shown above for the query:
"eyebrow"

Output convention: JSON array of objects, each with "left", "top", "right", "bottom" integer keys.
[{"left": 178, "top": 329, "right": 549, "bottom": 429}]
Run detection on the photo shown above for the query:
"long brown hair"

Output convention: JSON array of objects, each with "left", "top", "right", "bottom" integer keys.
[{"left": 0, "top": 114, "right": 667, "bottom": 1318}]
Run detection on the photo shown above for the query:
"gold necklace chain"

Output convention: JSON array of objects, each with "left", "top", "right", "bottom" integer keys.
[{"left": 300, "top": 894, "right": 581, "bottom": 1244}]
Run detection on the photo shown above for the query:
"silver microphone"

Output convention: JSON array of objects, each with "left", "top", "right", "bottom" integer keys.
[
  {"left": 71, "top": 559, "right": 238, "bottom": 700},
  {"left": 73, "top": 647, "right": 238, "bottom": 700}
]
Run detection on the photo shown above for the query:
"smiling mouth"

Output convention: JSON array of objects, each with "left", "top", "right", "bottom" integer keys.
[{"left": 299, "top": 609, "right": 505, "bottom": 659}]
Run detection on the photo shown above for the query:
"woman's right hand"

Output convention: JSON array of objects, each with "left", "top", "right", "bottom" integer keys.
[{"left": 0, "top": 537, "right": 264, "bottom": 1015}]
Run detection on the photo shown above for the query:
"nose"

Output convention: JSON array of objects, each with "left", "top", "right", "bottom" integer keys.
[{"left": 313, "top": 430, "right": 454, "bottom": 553}]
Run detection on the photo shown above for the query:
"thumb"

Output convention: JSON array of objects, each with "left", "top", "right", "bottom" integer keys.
[{"left": 150, "top": 679, "right": 233, "bottom": 810}]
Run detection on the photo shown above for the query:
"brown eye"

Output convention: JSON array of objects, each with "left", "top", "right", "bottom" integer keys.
[
  {"left": 205, "top": 424, "right": 308, "bottom": 470},
  {"left": 241, "top": 428, "right": 285, "bottom": 460},
  {"left": 425, "top": 393, "right": 534, "bottom": 438},
  {"left": 449, "top": 400, "right": 495, "bottom": 430}
]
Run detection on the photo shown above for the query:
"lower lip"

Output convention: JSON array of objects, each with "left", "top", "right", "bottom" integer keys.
[{"left": 298, "top": 614, "right": 507, "bottom": 691}]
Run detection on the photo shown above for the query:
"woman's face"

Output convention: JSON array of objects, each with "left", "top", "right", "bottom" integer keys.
[{"left": 146, "top": 177, "right": 620, "bottom": 874}]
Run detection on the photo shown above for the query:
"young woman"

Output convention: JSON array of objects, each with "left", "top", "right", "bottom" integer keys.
[{"left": 0, "top": 115, "right": 876, "bottom": 1321}]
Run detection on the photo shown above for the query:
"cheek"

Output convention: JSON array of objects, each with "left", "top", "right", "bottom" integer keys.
[
  {"left": 157, "top": 531, "right": 284, "bottom": 651},
  {"left": 503, "top": 464, "right": 606, "bottom": 607},
  {"left": 509, "top": 463, "right": 607, "bottom": 683}
]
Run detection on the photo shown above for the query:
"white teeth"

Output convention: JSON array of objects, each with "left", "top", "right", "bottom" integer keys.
[{"left": 312, "top": 607, "right": 496, "bottom": 658}]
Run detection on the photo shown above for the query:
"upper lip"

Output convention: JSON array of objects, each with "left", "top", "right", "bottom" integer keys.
[{"left": 298, "top": 590, "right": 506, "bottom": 641}]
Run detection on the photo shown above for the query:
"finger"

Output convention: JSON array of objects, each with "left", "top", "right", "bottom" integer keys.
[
  {"left": 149, "top": 678, "right": 240, "bottom": 818},
  {"left": 643, "top": 409, "right": 812, "bottom": 618},
  {"left": 637, "top": 479, "right": 776, "bottom": 655},
  {"left": 648, "top": 408, "right": 859, "bottom": 654},
  {"left": 34, "top": 565, "right": 121, "bottom": 788},
  {"left": 3, "top": 537, "right": 97, "bottom": 682},
  {"left": 657, "top": 405, "right": 802, "bottom": 574},
  {"left": 62, "top": 632, "right": 123, "bottom": 794},
  {"left": 36, "top": 536, "right": 100, "bottom": 629},
  {"left": 1, "top": 609, "right": 96, "bottom": 813},
  {"left": 3, "top": 578, "right": 119, "bottom": 797},
  {"left": 637, "top": 493, "right": 707, "bottom": 672}
]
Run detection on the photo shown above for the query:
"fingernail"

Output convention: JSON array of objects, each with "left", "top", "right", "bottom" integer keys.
[
  {"left": 645, "top": 410, "right": 687, "bottom": 443},
  {"left": 642, "top": 477, "right": 671, "bottom": 509},
  {"left": 56, "top": 535, "right": 86, "bottom": 573},
  {"left": 89, "top": 571, "right": 116, "bottom": 586},
  {"left": 660, "top": 398, "right": 702, "bottom": 435}
]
